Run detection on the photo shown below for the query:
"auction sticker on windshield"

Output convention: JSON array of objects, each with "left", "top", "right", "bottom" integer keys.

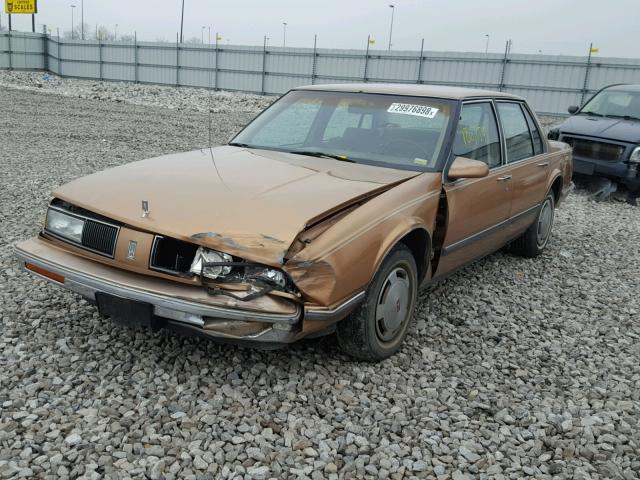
[{"left": 387, "top": 103, "right": 439, "bottom": 118}]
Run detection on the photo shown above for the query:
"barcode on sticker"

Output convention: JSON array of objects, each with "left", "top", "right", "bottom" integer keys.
[{"left": 387, "top": 103, "right": 439, "bottom": 119}]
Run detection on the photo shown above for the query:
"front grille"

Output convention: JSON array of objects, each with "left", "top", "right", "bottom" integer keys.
[
  {"left": 150, "top": 236, "right": 199, "bottom": 276},
  {"left": 81, "top": 220, "right": 119, "bottom": 256},
  {"left": 563, "top": 136, "right": 625, "bottom": 162}
]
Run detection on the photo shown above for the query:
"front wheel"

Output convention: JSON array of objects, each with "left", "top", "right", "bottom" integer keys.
[
  {"left": 509, "top": 192, "right": 555, "bottom": 258},
  {"left": 336, "top": 243, "right": 418, "bottom": 361}
]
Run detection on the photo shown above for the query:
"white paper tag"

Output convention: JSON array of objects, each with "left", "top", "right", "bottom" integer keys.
[{"left": 387, "top": 103, "right": 439, "bottom": 119}]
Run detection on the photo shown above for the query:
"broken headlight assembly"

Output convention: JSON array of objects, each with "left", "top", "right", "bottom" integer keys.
[
  {"left": 189, "top": 246, "right": 233, "bottom": 279},
  {"left": 628, "top": 147, "right": 640, "bottom": 179},
  {"left": 189, "top": 246, "right": 296, "bottom": 300}
]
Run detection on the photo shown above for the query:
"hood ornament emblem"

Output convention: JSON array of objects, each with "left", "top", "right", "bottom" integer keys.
[{"left": 141, "top": 200, "right": 150, "bottom": 218}]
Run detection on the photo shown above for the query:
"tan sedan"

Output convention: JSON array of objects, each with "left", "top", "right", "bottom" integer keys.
[{"left": 15, "top": 84, "right": 572, "bottom": 360}]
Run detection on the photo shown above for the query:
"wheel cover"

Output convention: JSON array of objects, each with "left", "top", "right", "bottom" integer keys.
[
  {"left": 375, "top": 266, "right": 412, "bottom": 343},
  {"left": 536, "top": 198, "right": 554, "bottom": 248}
]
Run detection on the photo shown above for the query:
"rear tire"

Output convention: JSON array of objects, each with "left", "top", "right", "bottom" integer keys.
[
  {"left": 509, "top": 193, "right": 555, "bottom": 258},
  {"left": 336, "top": 243, "right": 418, "bottom": 361}
]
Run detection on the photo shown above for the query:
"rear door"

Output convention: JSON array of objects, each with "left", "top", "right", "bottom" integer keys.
[
  {"left": 495, "top": 101, "right": 550, "bottom": 239},
  {"left": 434, "top": 100, "right": 513, "bottom": 278}
]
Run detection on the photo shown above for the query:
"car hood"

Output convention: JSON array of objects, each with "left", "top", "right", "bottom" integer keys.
[
  {"left": 560, "top": 114, "right": 640, "bottom": 143},
  {"left": 53, "top": 146, "right": 421, "bottom": 265}
]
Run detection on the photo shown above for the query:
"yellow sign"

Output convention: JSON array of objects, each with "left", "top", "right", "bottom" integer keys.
[
  {"left": 590, "top": 47, "right": 600, "bottom": 53},
  {"left": 368, "top": 38, "right": 375, "bottom": 45},
  {"left": 5, "top": 0, "right": 37, "bottom": 14}
]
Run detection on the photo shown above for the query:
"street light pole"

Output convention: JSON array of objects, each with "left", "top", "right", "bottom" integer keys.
[
  {"left": 208, "top": 26, "right": 211, "bottom": 44},
  {"left": 387, "top": 4, "right": 395, "bottom": 51},
  {"left": 70, "top": 5, "right": 75, "bottom": 39},
  {"left": 282, "top": 22, "right": 287, "bottom": 47},
  {"left": 484, "top": 34, "right": 489, "bottom": 55},
  {"left": 201, "top": 26, "right": 205, "bottom": 44},
  {"left": 114, "top": 23, "right": 118, "bottom": 40},
  {"left": 81, "top": 0, "right": 84, "bottom": 40},
  {"left": 179, "top": 0, "right": 185, "bottom": 43}
]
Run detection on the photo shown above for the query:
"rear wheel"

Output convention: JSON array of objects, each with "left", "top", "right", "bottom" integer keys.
[
  {"left": 509, "top": 192, "right": 555, "bottom": 258},
  {"left": 336, "top": 244, "right": 418, "bottom": 361}
]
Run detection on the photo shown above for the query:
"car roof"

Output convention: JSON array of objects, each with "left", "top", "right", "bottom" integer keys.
[
  {"left": 295, "top": 83, "right": 523, "bottom": 101},
  {"left": 605, "top": 84, "right": 640, "bottom": 92}
]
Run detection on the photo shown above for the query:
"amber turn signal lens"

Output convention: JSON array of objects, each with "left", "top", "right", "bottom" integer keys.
[{"left": 25, "top": 263, "right": 65, "bottom": 284}]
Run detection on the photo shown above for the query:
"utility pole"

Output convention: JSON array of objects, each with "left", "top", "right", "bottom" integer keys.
[
  {"left": 201, "top": 26, "right": 205, "bottom": 44},
  {"left": 70, "top": 5, "right": 76, "bottom": 39},
  {"left": 208, "top": 26, "right": 211, "bottom": 44},
  {"left": 114, "top": 23, "right": 118, "bottom": 40},
  {"left": 387, "top": 4, "right": 395, "bottom": 51},
  {"left": 282, "top": 22, "right": 287, "bottom": 47},
  {"left": 179, "top": 0, "right": 185, "bottom": 43},
  {"left": 484, "top": 34, "right": 489, "bottom": 55}
]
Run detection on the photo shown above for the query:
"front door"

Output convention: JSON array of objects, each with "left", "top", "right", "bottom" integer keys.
[{"left": 434, "top": 101, "right": 513, "bottom": 278}]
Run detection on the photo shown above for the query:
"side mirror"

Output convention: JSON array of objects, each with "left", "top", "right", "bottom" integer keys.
[
  {"left": 568, "top": 105, "right": 580, "bottom": 115},
  {"left": 448, "top": 157, "right": 489, "bottom": 180}
]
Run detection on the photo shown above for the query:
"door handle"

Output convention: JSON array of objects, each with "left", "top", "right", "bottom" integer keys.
[
  {"left": 497, "top": 175, "right": 512, "bottom": 181},
  {"left": 537, "top": 162, "right": 550, "bottom": 167}
]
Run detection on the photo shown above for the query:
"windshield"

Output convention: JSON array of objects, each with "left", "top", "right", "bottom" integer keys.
[
  {"left": 581, "top": 89, "right": 640, "bottom": 119},
  {"left": 231, "top": 90, "right": 456, "bottom": 171}
]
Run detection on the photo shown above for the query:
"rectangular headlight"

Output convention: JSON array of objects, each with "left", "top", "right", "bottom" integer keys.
[{"left": 45, "top": 208, "right": 85, "bottom": 244}]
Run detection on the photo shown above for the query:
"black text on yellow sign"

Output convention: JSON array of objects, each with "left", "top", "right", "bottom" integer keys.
[{"left": 5, "top": 0, "right": 37, "bottom": 14}]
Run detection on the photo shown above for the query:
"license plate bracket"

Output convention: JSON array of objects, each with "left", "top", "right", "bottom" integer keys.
[
  {"left": 95, "top": 293, "right": 156, "bottom": 330},
  {"left": 573, "top": 159, "right": 595, "bottom": 175}
]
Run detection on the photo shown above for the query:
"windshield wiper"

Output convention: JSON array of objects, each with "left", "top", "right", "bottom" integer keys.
[
  {"left": 604, "top": 114, "right": 640, "bottom": 121},
  {"left": 288, "top": 150, "right": 356, "bottom": 162},
  {"left": 228, "top": 142, "right": 254, "bottom": 148},
  {"left": 581, "top": 111, "right": 604, "bottom": 117}
]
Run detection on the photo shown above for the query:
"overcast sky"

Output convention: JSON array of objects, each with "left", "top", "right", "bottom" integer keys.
[{"left": 3, "top": 0, "right": 639, "bottom": 58}]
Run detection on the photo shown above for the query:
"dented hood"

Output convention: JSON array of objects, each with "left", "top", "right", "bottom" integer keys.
[{"left": 53, "top": 146, "right": 420, "bottom": 265}]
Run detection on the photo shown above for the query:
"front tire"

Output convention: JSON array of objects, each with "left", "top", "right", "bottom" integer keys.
[
  {"left": 510, "top": 192, "right": 555, "bottom": 258},
  {"left": 336, "top": 244, "right": 418, "bottom": 361}
]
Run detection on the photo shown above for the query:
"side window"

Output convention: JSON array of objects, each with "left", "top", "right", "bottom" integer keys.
[
  {"left": 497, "top": 102, "right": 534, "bottom": 162},
  {"left": 522, "top": 107, "right": 544, "bottom": 155},
  {"left": 452, "top": 102, "right": 501, "bottom": 168},
  {"left": 251, "top": 99, "right": 322, "bottom": 148}
]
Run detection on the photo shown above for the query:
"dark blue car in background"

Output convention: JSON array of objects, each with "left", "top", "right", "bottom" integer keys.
[{"left": 548, "top": 84, "right": 640, "bottom": 203}]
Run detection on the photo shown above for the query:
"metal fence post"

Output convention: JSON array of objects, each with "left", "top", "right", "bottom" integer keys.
[
  {"left": 57, "top": 28, "right": 61, "bottom": 76},
  {"left": 176, "top": 33, "right": 180, "bottom": 86},
  {"left": 416, "top": 38, "right": 424, "bottom": 84},
  {"left": 214, "top": 33, "right": 219, "bottom": 90},
  {"left": 7, "top": 31, "right": 12, "bottom": 70},
  {"left": 134, "top": 32, "right": 138, "bottom": 83},
  {"left": 261, "top": 35, "right": 267, "bottom": 95},
  {"left": 363, "top": 35, "right": 370, "bottom": 82},
  {"left": 498, "top": 40, "right": 511, "bottom": 92},
  {"left": 311, "top": 34, "right": 318, "bottom": 85},
  {"left": 580, "top": 43, "right": 594, "bottom": 106},
  {"left": 98, "top": 39, "right": 102, "bottom": 80},
  {"left": 42, "top": 25, "right": 48, "bottom": 71}
]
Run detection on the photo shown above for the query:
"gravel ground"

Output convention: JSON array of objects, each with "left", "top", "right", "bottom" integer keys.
[{"left": 1, "top": 77, "right": 639, "bottom": 480}]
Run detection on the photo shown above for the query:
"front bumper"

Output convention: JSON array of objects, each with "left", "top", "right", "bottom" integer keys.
[
  {"left": 15, "top": 237, "right": 363, "bottom": 346},
  {"left": 573, "top": 156, "right": 640, "bottom": 189}
]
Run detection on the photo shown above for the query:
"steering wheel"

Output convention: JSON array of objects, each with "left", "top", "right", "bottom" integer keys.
[{"left": 377, "top": 139, "right": 430, "bottom": 159}]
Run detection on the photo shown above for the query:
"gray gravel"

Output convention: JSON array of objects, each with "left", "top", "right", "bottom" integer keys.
[{"left": 1, "top": 77, "right": 640, "bottom": 480}]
